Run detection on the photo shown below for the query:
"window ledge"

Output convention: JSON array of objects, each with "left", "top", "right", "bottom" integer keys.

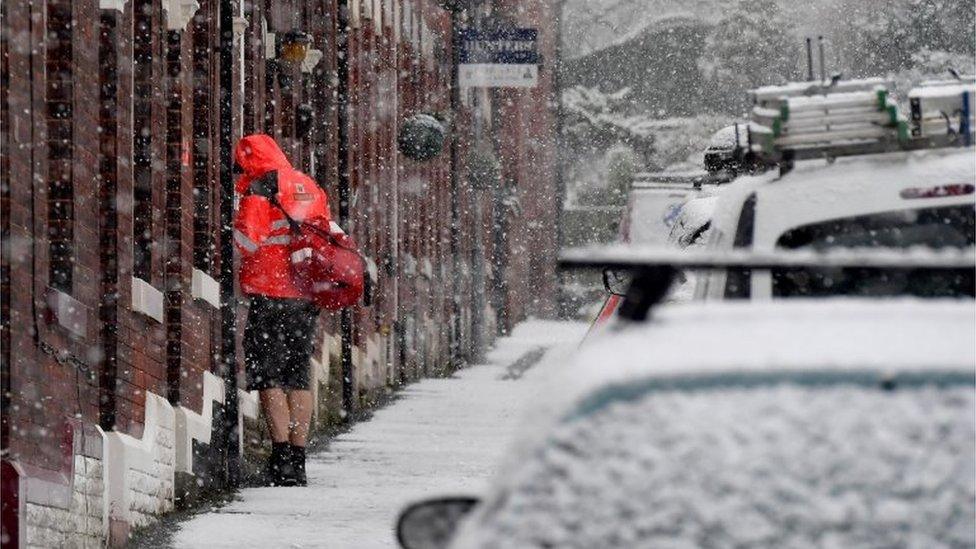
[
  {"left": 45, "top": 287, "right": 87, "bottom": 338},
  {"left": 191, "top": 269, "right": 221, "bottom": 309},
  {"left": 99, "top": 0, "right": 127, "bottom": 11},
  {"left": 161, "top": 0, "right": 200, "bottom": 31},
  {"left": 131, "top": 277, "right": 164, "bottom": 323}
]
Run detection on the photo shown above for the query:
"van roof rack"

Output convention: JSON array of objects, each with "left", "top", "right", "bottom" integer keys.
[
  {"left": 559, "top": 244, "right": 976, "bottom": 320},
  {"left": 741, "top": 78, "right": 974, "bottom": 173},
  {"left": 560, "top": 245, "right": 976, "bottom": 271},
  {"left": 631, "top": 171, "right": 732, "bottom": 190}
]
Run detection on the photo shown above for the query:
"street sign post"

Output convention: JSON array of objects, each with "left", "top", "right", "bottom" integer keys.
[{"left": 459, "top": 28, "right": 539, "bottom": 88}]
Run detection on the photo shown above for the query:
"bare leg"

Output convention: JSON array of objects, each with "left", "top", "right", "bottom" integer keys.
[
  {"left": 287, "top": 390, "right": 313, "bottom": 447},
  {"left": 260, "top": 388, "right": 290, "bottom": 443}
]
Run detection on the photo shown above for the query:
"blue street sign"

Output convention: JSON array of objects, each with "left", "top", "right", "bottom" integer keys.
[{"left": 459, "top": 28, "right": 539, "bottom": 65}]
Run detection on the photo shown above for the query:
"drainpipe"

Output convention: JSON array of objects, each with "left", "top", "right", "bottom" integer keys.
[
  {"left": 336, "top": 0, "right": 355, "bottom": 417},
  {"left": 554, "top": 0, "right": 567, "bottom": 317},
  {"left": 390, "top": 14, "right": 400, "bottom": 384},
  {"left": 448, "top": 7, "right": 463, "bottom": 369},
  {"left": 469, "top": 4, "right": 488, "bottom": 361},
  {"left": 218, "top": 0, "right": 240, "bottom": 487}
]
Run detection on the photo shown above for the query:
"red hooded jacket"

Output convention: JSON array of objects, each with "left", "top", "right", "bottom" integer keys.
[{"left": 233, "top": 134, "right": 330, "bottom": 299}]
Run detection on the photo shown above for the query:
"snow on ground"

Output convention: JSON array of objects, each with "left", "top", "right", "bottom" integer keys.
[{"left": 172, "top": 320, "right": 587, "bottom": 549}]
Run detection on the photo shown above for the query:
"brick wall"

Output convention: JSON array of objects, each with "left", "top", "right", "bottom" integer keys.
[
  {"left": 1, "top": 0, "right": 558, "bottom": 545},
  {"left": 2, "top": 0, "right": 103, "bottom": 475},
  {"left": 493, "top": 0, "right": 560, "bottom": 328}
]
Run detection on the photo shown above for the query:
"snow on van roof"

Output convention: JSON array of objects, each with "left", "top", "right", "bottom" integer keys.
[
  {"left": 750, "top": 78, "right": 888, "bottom": 101},
  {"left": 781, "top": 144, "right": 975, "bottom": 186},
  {"left": 909, "top": 83, "right": 975, "bottom": 98}
]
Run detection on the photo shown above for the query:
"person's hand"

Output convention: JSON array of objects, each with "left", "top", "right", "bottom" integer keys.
[{"left": 249, "top": 170, "right": 279, "bottom": 199}]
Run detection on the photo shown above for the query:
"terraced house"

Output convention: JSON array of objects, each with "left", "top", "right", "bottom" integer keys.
[{"left": 0, "top": 0, "right": 559, "bottom": 545}]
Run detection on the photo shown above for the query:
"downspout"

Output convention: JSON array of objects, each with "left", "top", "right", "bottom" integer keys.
[
  {"left": 469, "top": 5, "right": 485, "bottom": 361},
  {"left": 553, "top": 0, "right": 567, "bottom": 317},
  {"left": 390, "top": 5, "right": 400, "bottom": 384},
  {"left": 336, "top": 0, "right": 355, "bottom": 417},
  {"left": 448, "top": 7, "right": 463, "bottom": 368},
  {"left": 218, "top": 0, "right": 240, "bottom": 486},
  {"left": 98, "top": 6, "right": 120, "bottom": 433}
]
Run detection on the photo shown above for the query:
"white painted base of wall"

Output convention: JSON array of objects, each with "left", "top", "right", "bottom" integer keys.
[
  {"left": 103, "top": 393, "right": 175, "bottom": 531},
  {"left": 238, "top": 388, "right": 261, "bottom": 456},
  {"left": 24, "top": 455, "right": 106, "bottom": 549},
  {"left": 173, "top": 372, "right": 225, "bottom": 474}
]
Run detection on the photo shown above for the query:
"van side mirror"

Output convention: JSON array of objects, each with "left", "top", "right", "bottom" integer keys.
[{"left": 602, "top": 268, "right": 632, "bottom": 296}]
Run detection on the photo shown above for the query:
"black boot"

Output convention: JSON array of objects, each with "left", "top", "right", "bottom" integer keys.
[
  {"left": 266, "top": 442, "right": 295, "bottom": 486},
  {"left": 290, "top": 445, "right": 307, "bottom": 487}
]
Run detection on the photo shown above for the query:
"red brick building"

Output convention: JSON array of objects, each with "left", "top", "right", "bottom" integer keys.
[{"left": 0, "top": 0, "right": 558, "bottom": 545}]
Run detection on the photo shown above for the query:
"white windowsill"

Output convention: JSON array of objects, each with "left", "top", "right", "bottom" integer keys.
[
  {"left": 191, "top": 269, "right": 221, "bottom": 309},
  {"left": 45, "top": 287, "right": 87, "bottom": 338},
  {"left": 99, "top": 0, "right": 127, "bottom": 11},
  {"left": 131, "top": 277, "right": 164, "bottom": 323}
]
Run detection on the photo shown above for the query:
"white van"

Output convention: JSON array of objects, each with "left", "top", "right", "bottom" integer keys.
[
  {"left": 695, "top": 146, "right": 975, "bottom": 300},
  {"left": 685, "top": 77, "right": 976, "bottom": 300}
]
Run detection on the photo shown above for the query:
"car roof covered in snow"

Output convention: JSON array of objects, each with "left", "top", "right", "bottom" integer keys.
[
  {"left": 452, "top": 300, "right": 976, "bottom": 549},
  {"left": 494, "top": 299, "right": 975, "bottom": 458},
  {"left": 565, "top": 299, "right": 974, "bottom": 412},
  {"left": 667, "top": 195, "right": 718, "bottom": 247},
  {"left": 577, "top": 297, "right": 969, "bottom": 376}
]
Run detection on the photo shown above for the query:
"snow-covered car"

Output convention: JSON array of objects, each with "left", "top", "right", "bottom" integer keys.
[
  {"left": 695, "top": 146, "right": 976, "bottom": 299},
  {"left": 396, "top": 296, "right": 976, "bottom": 549},
  {"left": 702, "top": 122, "right": 765, "bottom": 176},
  {"left": 666, "top": 193, "right": 717, "bottom": 249}
]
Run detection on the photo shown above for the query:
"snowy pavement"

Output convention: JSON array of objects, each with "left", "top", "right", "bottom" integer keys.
[{"left": 173, "top": 320, "right": 587, "bottom": 548}]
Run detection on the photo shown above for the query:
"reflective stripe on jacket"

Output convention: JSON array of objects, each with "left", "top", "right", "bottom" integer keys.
[{"left": 233, "top": 134, "right": 330, "bottom": 298}]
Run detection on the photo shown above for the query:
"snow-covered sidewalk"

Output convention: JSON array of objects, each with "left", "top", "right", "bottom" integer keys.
[{"left": 173, "top": 320, "right": 586, "bottom": 548}]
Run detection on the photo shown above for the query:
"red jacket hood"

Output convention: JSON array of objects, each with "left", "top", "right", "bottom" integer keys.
[{"left": 234, "top": 134, "right": 293, "bottom": 194}]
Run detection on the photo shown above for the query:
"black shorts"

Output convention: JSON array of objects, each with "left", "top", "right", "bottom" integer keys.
[{"left": 243, "top": 296, "right": 320, "bottom": 391}]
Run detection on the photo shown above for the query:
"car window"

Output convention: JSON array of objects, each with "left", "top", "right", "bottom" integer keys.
[
  {"left": 454, "top": 384, "right": 975, "bottom": 549},
  {"left": 724, "top": 193, "right": 756, "bottom": 298},
  {"left": 773, "top": 205, "right": 976, "bottom": 298}
]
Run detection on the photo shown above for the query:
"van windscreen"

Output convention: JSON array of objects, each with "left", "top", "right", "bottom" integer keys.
[{"left": 772, "top": 205, "right": 975, "bottom": 298}]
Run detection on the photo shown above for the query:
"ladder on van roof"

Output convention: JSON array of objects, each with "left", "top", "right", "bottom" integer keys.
[{"left": 742, "top": 77, "right": 974, "bottom": 170}]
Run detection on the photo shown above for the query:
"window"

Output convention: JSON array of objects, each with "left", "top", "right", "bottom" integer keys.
[
  {"left": 132, "top": 0, "right": 153, "bottom": 282},
  {"left": 723, "top": 193, "right": 755, "bottom": 299},
  {"left": 46, "top": 0, "right": 74, "bottom": 292},
  {"left": 773, "top": 205, "right": 976, "bottom": 298}
]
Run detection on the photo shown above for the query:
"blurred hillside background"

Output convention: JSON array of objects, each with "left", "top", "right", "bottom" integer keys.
[{"left": 559, "top": 0, "right": 976, "bottom": 246}]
